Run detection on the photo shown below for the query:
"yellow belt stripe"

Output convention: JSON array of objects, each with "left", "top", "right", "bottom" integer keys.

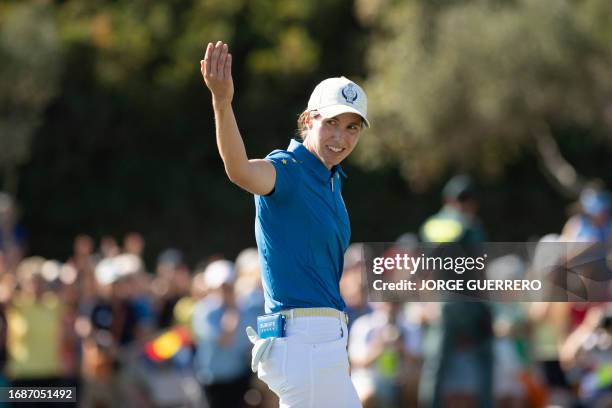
[{"left": 279, "top": 307, "right": 348, "bottom": 324}]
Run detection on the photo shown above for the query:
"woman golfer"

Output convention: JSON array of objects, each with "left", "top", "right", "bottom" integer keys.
[{"left": 201, "top": 41, "right": 367, "bottom": 407}]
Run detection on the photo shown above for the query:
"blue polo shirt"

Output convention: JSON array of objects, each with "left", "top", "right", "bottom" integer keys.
[{"left": 254, "top": 139, "right": 350, "bottom": 313}]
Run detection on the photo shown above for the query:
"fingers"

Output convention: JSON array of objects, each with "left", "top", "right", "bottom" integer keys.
[
  {"left": 203, "top": 42, "right": 213, "bottom": 76},
  {"left": 210, "top": 41, "right": 223, "bottom": 78},
  {"left": 224, "top": 53, "right": 232, "bottom": 79},
  {"left": 217, "top": 43, "right": 227, "bottom": 75},
  {"left": 261, "top": 338, "right": 274, "bottom": 361},
  {"left": 246, "top": 326, "right": 259, "bottom": 344},
  {"left": 209, "top": 41, "right": 218, "bottom": 77},
  {"left": 251, "top": 339, "right": 266, "bottom": 372},
  {"left": 250, "top": 338, "right": 274, "bottom": 373},
  {"left": 201, "top": 40, "right": 233, "bottom": 99},
  {"left": 203, "top": 41, "right": 231, "bottom": 81}
]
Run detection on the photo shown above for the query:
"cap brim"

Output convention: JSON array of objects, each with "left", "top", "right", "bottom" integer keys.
[{"left": 316, "top": 105, "right": 370, "bottom": 128}]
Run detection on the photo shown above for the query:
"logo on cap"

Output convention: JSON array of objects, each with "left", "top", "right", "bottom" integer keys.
[{"left": 341, "top": 84, "right": 358, "bottom": 104}]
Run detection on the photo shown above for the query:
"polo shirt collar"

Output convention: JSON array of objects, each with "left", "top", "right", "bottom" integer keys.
[{"left": 288, "top": 139, "right": 347, "bottom": 182}]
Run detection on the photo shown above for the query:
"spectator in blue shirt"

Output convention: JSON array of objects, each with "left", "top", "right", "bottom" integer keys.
[{"left": 193, "top": 259, "right": 257, "bottom": 408}]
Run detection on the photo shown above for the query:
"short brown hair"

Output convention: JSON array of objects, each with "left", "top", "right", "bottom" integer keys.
[{"left": 296, "top": 110, "right": 312, "bottom": 140}]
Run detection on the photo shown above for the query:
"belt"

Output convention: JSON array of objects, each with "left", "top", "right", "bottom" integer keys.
[{"left": 279, "top": 307, "right": 348, "bottom": 325}]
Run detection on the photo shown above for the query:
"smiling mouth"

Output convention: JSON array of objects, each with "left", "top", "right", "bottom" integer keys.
[{"left": 326, "top": 145, "right": 345, "bottom": 153}]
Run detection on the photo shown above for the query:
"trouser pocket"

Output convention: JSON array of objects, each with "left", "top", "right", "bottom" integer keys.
[
  {"left": 311, "top": 335, "right": 356, "bottom": 407},
  {"left": 311, "top": 334, "right": 350, "bottom": 381},
  {"left": 281, "top": 335, "right": 357, "bottom": 408},
  {"left": 256, "top": 337, "right": 288, "bottom": 394}
]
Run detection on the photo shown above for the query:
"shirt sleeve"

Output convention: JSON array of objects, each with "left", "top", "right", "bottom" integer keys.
[{"left": 264, "top": 150, "right": 301, "bottom": 200}]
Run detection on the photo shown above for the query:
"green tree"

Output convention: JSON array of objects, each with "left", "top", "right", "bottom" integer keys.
[
  {"left": 356, "top": 0, "right": 612, "bottom": 195},
  {"left": 18, "top": 0, "right": 371, "bottom": 260},
  {"left": 0, "top": 2, "right": 62, "bottom": 194}
]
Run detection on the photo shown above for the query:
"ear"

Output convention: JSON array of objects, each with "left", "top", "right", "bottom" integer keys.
[{"left": 305, "top": 112, "right": 314, "bottom": 129}]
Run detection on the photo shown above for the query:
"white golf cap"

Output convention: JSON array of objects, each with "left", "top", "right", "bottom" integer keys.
[{"left": 307, "top": 76, "right": 370, "bottom": 128}]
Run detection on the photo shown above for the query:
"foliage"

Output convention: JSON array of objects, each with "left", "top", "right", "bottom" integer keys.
[
  {"left": 356, "top": 0, "right": 612, "bottom": 190},
  {"left": 0, "top": 2, "right": 62, "bottom": 193},
  {"left": 2, "top": 0, "right": 610, "bottom": 262},
  {"left": 15, "top": 0, "right": 369, "bottom": 262}
]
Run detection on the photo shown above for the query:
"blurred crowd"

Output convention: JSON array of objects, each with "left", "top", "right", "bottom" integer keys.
[{"left": 0, "top": 177, "right": 610, "bottom": 408}]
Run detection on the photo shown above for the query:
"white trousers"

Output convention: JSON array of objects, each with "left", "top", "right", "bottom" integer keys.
[{"left": 256, "top": 315, "right": 362, "bottom": 408}]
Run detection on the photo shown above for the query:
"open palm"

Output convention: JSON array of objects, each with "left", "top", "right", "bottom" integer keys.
[{"left": 201, "top": 41, "right": 234, "bottom": 106}]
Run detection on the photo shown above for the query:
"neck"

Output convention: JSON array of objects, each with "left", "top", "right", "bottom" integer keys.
[{"left": 303, "top": 138, "right": 333, "bottom": 170}]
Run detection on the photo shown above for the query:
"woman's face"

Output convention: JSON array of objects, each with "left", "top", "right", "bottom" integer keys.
[{"left": 303, "top": 112, "right": 362, "bottom": 169}]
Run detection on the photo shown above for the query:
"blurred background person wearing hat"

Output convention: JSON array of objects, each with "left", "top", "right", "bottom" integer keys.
[
  {"left": 79, "top": 254, "right": 151, "bottom": 407},
  {"left": 420, "top": 175, "right": 485, "bottom": 245},
  {"left": 192, "top": 259, "right": 257, "bottom": 408},
  {"left": 561, "top": 184, "right": 612, "bottom": 246},
  {"left": 6, "top": 257, "right": 67, "bottom": 403},
  {"left": 153, "top": 248, "right": 192, "bottom": 330},
  {"left": 559, "top": 184, "right": 612, "bottom": 351},
  {"left": 201, "top": 40, "right": 368, "bottom": 407},
  {"left": 234, "top": 247, "right": 264, "bottom": 314},
  {"left": 419, "top": 175, "right": 494, "bottom": 408}
]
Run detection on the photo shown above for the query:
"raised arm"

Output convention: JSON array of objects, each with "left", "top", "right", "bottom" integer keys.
[{"left": 201, "top": 41, "right": 276, "bottom": 195}]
